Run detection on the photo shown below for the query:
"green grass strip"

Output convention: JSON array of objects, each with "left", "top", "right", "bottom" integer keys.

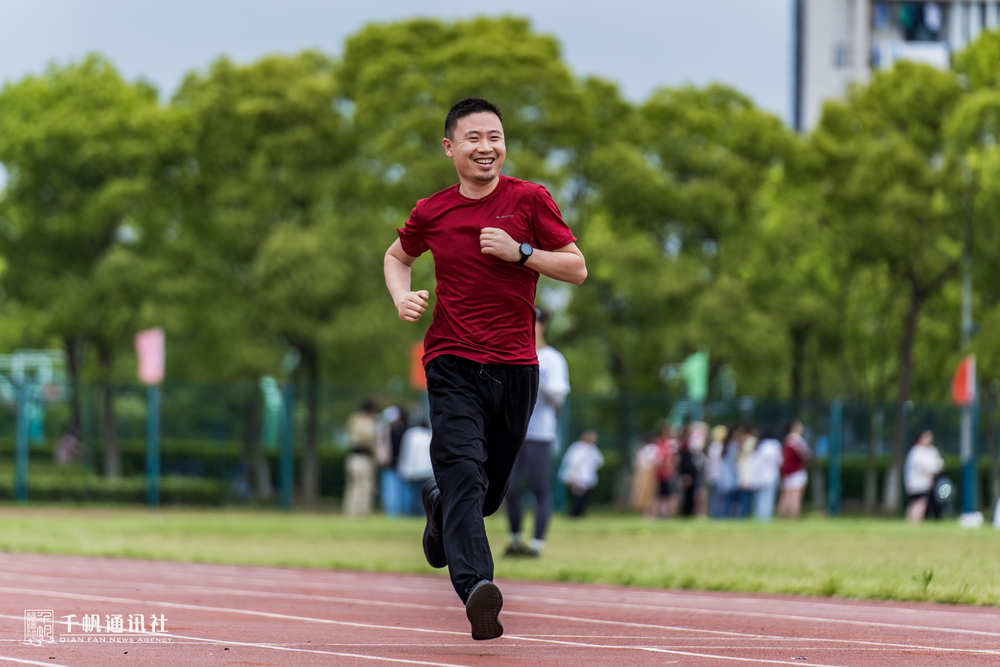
[{"left": 1, "top": 507, "right": 998, "bottom": 606}]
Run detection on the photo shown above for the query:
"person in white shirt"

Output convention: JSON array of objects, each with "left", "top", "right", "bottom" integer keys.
[
  {"left": 705, "top": 425, "right": 728, "bottom": 517},
  {"left": 504, "top": 307, "right": 568, "bottom": 557},
  {"left": 397, "top": 415, "right": 434, "bottom": 515},
  {"left": 748, "top": 430, "right": 783, "bottom": 522},
  {"left": 559, "top": 429, "right": 605, "bottom": 517},
  {"left": 905, "top": 430, "right": 944, "bottom": 523}
]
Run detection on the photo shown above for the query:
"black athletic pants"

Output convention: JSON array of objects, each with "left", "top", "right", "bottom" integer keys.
[
  {"left": 505, "top": 439, "right": 553, "bottom": 541},
  {"left": 425, "top": 355, "right": 539, "bottom": 603}
]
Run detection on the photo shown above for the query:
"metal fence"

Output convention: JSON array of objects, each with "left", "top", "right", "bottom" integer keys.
[{"left": 2, "top": 381, "right": 997, "bottom": 514}]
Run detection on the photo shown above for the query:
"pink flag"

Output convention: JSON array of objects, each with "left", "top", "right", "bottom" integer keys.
[
  {"left": 951, "top": 355, "right": 975, "bottom": 406},
  {"left": 135, "top": 327, "right": 165, "bottom": 386}
]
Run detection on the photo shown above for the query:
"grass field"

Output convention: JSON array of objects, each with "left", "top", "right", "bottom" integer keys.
[{"left": 1, "top": 506, "right": 999, "bottom": 606}]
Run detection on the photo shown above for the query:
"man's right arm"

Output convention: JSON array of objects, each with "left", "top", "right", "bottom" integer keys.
[{"left": 384, "top": 239, "right": 429, "bottom": 322}]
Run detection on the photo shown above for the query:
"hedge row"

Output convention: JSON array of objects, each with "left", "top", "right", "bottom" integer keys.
[{"left": 0, "top": 474, "right": 228, "bottom": 505}]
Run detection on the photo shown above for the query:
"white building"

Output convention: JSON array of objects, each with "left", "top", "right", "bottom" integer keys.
[{"left": 794, "top": 1, "right": 999, "bottom": 131}]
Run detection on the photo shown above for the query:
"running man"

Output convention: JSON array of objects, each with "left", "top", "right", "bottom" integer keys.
[{"left": 383, "top": 98, "right": 586, "bottom": 640}]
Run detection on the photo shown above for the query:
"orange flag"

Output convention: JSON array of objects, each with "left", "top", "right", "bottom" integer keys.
[
  {"left": 951, "top": 355, "right": 976, "bottom": 406},
  {"left": 409, "top": 341, "right": 427, "bottom": 391}
]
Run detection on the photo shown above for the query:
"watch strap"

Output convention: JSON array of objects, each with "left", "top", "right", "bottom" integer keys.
[{"left": 516, "top": 243, "right": 533, "bottom": 265}]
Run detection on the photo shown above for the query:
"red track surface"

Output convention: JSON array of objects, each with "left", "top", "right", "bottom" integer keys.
[{"left": 1, "top": 552, "right": 998, "bottom": 666}]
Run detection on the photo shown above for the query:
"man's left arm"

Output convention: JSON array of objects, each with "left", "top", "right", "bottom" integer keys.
[{"left": 479, "top": 229, "right": 586, "bottom": 285}]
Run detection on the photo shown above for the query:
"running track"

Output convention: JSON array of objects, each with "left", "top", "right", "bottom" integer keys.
[{"left": 1, "top": 552, "right": 998, "bottom": 666}]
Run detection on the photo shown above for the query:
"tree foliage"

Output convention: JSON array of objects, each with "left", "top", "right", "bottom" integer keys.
[{"left": 0, "top": 54, "right": 187, "bottom": 477}]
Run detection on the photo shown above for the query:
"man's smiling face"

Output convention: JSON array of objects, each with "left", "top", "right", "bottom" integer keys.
[{"left": 443, "top": 111, "right": 506, "bottom": 186}]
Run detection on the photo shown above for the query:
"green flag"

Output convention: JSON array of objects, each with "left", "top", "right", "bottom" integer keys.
[{"left": 681, "top": 351, "right": 709, "bottom": 402}]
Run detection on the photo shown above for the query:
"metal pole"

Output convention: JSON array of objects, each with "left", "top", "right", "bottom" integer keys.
[
  {"left": 15, "top": 383, "right": 29, "bottom": 503},
  {"left": 961, "top": 403, "right": 976, "bottom": 513},
  {"left": 146, "top": 385, "right": 160, "bottom": 507},
  {"left": 960, "top": 189, "right": 976, "bottom": 513},
  {"left": 280, "top": 383, "right": 295, "bottom": 510},
  {"left": 828, "top": 400, "right": 842, "bottom": 516}
]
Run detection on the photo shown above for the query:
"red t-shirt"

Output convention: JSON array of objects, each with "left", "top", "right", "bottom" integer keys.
[{"left": 398, "top": 175, "right": 576, "bottom": 366}]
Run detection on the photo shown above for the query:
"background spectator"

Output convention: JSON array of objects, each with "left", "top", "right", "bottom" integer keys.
[
  {"left": 677, "top": 423, "right": 700, "bottom": 517},
  {"left": 655, "top": 424, "right": 679, "bottom": 518},
  {"left": 397, "top": 412, "right": 434, "bottom": 515},
  {"left": 378, "top": 406, "right": 408, "bottom": 516},
  {"left": 735, "top": 427, "right": 758, "bottom": 518},
  {"left": 630, "top": 431, "right": 661, "bottom": 518},
  {"left": 558, "top": 429, "right": 604, "bottom": 518},
  {"left": 777, "top": 419, "right": 812, "bottom": 519},
  {"left": 706, "top": 425, "right": 729, "bottom": 518},
  {"left": 344, "top": 400, "right": 379, "bottom": 517},
  {"left": 749, "top": 429, "right": 783, "bottom": 522},
  {"left": 505, "top": 307, "right": 569, "bottom": 558},
  {"left": 905, "top": 430, "right": 944, "bottom": 523}
]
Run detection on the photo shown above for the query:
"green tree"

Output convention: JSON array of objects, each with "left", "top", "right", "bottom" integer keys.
[
  {"left": 950, "top": 32, "right": 1000, "bottom": 507},
  {"left": 810, "top": 62, "right": 964, "bottom": 512},
  {"left": 738, "top": 162, "right": 841, "bottom": 411},
  {"left": 170, "top": 52, "right": 363, "bottom": 502},
  {"left": 0, "top": 55, "right": 186, "bottom": 478},
  {"left": 567, "top": 84, "right": 799, "bottom": 398}
]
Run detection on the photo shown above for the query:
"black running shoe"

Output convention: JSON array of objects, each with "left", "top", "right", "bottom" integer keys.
[
  {"left": 466, "top": 580, "right": 504, "bottom": 640},
  {"left": 503, "top": 542, "right": 532, "bottom": 558},
  {"left": 421, "top": 480, "right": 447, "bottom": 568}
]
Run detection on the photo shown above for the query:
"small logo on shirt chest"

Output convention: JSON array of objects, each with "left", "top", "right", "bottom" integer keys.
[{"left": 496, "top": 214, "right": 515, "bottom": 219}]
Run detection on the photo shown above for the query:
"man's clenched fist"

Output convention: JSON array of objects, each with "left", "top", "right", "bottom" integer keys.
[{"left": 397, "top": 290, "right": 430, "bottom": 322}]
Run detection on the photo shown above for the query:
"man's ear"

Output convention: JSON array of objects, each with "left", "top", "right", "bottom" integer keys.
[{"left": 442, "top": 137, "right": 454, "bottom": 158}]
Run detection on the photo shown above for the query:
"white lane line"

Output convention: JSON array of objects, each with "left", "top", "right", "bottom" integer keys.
[
  {"left": 0, "top": 658, "right": 78, "bottom": 667},
  {"left": 0, "top": 586, "right": 467, "bottom": 639},
  {"left": 8, "top": 557, "right": 982, "bottom": 639},
  {"left": 161, "top": 632, "right": 478, "bottom": 667},
  {"left": 10, "top": 578, "right": 995, "bottom": 657},
  {"left": 6, "top": 566, "right": 998, "bottom": 644},
  {"left": 617, "top": 591, "right": 1000, "bottom": 620},
  {"left": 4, "top": 562, "right": 998, "bottom": 639},
  {"left": 3, "top": 554, "right": 997, "bottom": 626},
  {"left": 2, "top": 588, "right": 998, "bottom": 659},
  {"left": 3, "top": 585, "right": 997, "bottom": 658},
  {"left": 506, "top": 634, "right": 854, "bottom": 667},
  {"left": 0, "top": 561, "right": 450, "bottom": 597},
  {"left": 0, "top": 608, "right": 864, "bottom": 667},
  {"left": 0, "top": 574, "right": 451, "bottom": 614},
  {"left": 507, "top": 594, "right": 1000, "bottom": 639},
  {"left": 504, "top": 610, "right": 1000, "bottom": 656}
]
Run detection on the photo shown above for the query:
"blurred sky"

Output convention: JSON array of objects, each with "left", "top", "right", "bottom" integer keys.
[{"left": 0, "top": 0, "right": 793, "bottom": 118}]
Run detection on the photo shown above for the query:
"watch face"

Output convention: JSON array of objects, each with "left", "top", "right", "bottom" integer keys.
[{"left": 520, "top": 242, "right": 533, "bottom": 255}]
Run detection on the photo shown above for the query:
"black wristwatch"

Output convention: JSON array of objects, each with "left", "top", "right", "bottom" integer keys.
[{"left": 516, "top": 242, "right": 533, "bottom": 265}]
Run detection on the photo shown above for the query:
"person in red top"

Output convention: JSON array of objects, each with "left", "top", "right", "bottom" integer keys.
[
  {"left": 384, "top": 98, "right": 586, "bottom": 640},
  {"left": 777, "top": 419, "right": 812, "bottom": 518},
  {"left": 655, "top": 424, "right": 679, "bottom": 518}
]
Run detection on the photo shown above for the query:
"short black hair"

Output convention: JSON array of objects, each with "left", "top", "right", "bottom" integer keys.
[{"left": 445, "top": 98, "right": 503, "bottom": 139}]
